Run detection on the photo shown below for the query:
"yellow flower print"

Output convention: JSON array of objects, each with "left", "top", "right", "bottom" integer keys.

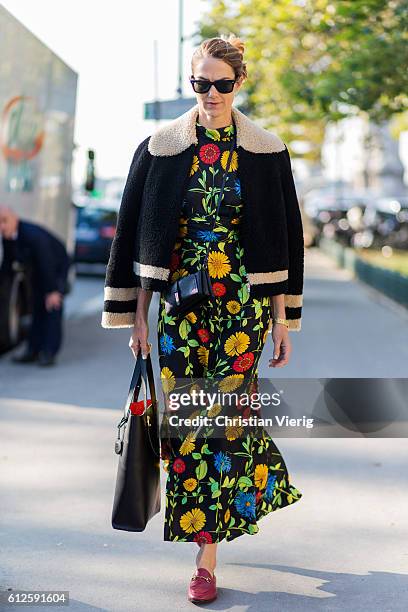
[
  {"left": 170, "top": 268, "right": 189, "bottom": 282},
  {"left": 180, "top": 432, "right": 196, "bottom": 456},
  {"left": 255, "top": 464, "right": 269, "bottom": 490},
  {"left": 190, "top": 155, "right": 199, "bottom": 175},
  {"left": 224, "top": 508, "right": 230, "bottom": 523},
  {"left": 224, "top": 331, "right": 250, "bottom": 356},
  {"left": 221, "top": 149, "right": 238, "bottom": 171},
  {"left": 218, "top": 374, "right": 244, "bottom": 392},
  {"left": 231, "top": 217, "right": 240, "bottom": 224},
  {"left": 190, "top": 382, "right": 201, "bottom": 393},
  {"left": 183, "top": 478, "right": 198, "bottom": 492},
  {"left": 197, "top": 346, "right": 209, "bottom": 366},
  {"left": 207, "top": 403, "right": 222, "bottom": 417},
  {"left": 208, "top": 251, "right": 231, "bottom": 279},
  {"left": 180, "top": 507, "right": 206, "bottom": 533},
  {"left": 161, "top": 367, "right": 176, "bottom": 393},
  {"left": 186, "top": 312, "right": 197, "bottom": 324},
  {"left": 225, "top": 418, "right": 244, "bottom": 441},
  {"left": 226, "top": 300, "right": 241, "bottom": 314}
]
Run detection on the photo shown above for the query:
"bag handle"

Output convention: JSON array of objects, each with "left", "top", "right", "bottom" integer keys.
[{"left": 115, "top": 353, "right": 160, "bottom": 459}]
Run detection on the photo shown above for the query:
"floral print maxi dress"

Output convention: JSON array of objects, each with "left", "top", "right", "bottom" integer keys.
[{"left": 157, "top": 120, "right": 302, "bottom": 544}]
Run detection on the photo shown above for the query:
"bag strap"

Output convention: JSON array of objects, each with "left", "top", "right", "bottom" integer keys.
[
  {"left": 202, "top": 127, "right": 236, "bottom": 268},
  {"left": 118, "top": 353, "right": 152, "bottom": 425},
  {"left": 116, "top": 353, "right": 161, "bottom": 458}
]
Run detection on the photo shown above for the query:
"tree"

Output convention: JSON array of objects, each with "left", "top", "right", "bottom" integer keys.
[{"left": 197, "top": 0, "right": 408, "bottom": 162}]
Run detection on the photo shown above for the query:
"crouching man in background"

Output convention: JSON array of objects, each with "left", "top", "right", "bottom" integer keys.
[{"left": 0, "top": 206, "right": 70, "bottom": 366}]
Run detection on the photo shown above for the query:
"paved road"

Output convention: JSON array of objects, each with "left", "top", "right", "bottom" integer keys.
[{"left": 1, "top": 250, "right": 407, "bottom": 611}]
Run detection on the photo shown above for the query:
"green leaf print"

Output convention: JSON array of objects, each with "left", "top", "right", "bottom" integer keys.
[
  {"left": 230, "top": 273, "right": 242, "bottom": 283},
  {"left": 177, "top": 346, "right": 190, "bottom": 355},
  {"left": 195, "top": 460, "right": 208, "bottom": 480},
  {"left": 188, "top": 339, "right": 199, "bottom": 347},
  {"left": 198, "top": 170, "right": 207, "bottom": 188},
  {"left": 228, "top": 516, "right": 236, "bottom": 528},
  {"left": 237, "top": 476, "right": 252, "bottom": 490},
  {"left": 179, "top": 319, "right": 191, "bottom": 340},
  {"left": 237, "top": 284, "right": 249, "bottom": 304},
  {"left": 205, "top": 128, "right": 221, "bottom": 141}
]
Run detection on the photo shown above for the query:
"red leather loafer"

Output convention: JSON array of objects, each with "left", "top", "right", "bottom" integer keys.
[{"left": 188, "top": 567, "right": 217, "bottom": 604}]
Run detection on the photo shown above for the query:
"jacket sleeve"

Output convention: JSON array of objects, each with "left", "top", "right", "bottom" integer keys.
[
  {"left": 101, "top": 136, "right": 151, "bottom": 329},
  {"left": 279, "top": 145, "right": 304, "bottom": 331}
]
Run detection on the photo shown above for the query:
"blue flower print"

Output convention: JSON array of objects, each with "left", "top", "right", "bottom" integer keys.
[
  {"left": 196, "top": 230, "right": 218, "bottom": 242},
  {"left": 214, "top": 451, "right": 232, "bottom": 473},
  {"left": 264, "top": 474, "right": 277, "bottom": 501},
  {"left": 160, "top": 333, "right": 175, "bottom": 355},
  {"left": 234, "top": 491, "right": 256, "bottom": 520},
  {"left": 234, "top": 178, "right": 241, "bottom": 197}
]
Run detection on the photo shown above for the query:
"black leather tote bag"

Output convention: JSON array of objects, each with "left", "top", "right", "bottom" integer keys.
[{"left": 111, "top": 352, "right": 161, "bottom": 531}]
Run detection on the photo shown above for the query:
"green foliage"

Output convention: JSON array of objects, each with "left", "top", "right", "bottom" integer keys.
[{"left": 198, "top": 0, "right": 408, "bottom": 161}]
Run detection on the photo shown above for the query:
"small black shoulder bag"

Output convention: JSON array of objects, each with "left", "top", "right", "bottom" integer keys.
[{"left": 163, "top": 131, "right": 236, "bottom": 317}]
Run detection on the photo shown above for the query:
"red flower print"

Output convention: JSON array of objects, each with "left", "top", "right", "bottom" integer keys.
[
  {"left": 199, "top": 143, "right": 220, "bottom": 164},
  {"left": 197, "top": 328, "right": 210, "bottom": 343},
  {"left": 194, "top": 531, "right": 213, "bottom": 545},
  {"left": 170, "top": 252, "right": 180, "bottom": 272},
  {"left": 173, "top": 458, "right": 186, "bottom": 473},
  {"left": 212, "top": 282, "right": 226, "bottom": 297},
  {"left": 256, "top": 491, "right": 262, "bottom": 504},
  {"left": 232, "top": 352, "right": 255, "bottom": 373}
]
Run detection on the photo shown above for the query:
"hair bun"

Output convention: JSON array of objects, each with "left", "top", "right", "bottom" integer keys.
[{"left": 226, "top": 33, "right": 245, "bottom": 56}]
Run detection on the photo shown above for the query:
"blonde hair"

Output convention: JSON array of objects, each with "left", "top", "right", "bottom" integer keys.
[{"left": 191, "top": 34, "right": 248, "bottom": 81}]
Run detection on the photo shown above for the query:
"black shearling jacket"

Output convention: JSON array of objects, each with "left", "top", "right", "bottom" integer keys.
[{"left": 102, "top": 103, "right": 304, "bottom": 331}]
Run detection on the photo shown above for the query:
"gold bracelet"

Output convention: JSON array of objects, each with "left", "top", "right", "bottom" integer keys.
[{"left": 273, "top": 317, "right": 289, "bottom": 328}]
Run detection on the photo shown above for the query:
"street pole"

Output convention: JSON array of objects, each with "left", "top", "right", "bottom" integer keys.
[
  {"left": 153, "top": 39, "right": 160, "bottom": 126},
  {"left": 177, "top": 0, "right": 183, "bottom": 98}
]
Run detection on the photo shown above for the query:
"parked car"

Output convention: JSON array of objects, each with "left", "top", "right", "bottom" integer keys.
[
  {"left": 74, "top": 202, "right": 118, "bottom": 264},
  {"left": 358, "top": 196, "right": 408, "bottom": 250}
]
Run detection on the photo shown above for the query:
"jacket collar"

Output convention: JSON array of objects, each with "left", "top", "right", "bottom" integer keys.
[{"left": 148, "top": 103, "right": 285, "bottom": 157}]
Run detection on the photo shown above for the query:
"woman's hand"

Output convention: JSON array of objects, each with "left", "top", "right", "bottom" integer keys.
[
  {"left": 129, "top": 313, "right": 152, "bottom": 359},
  {"left": 268, "top": 323, "right": 292, "bottom": 368}
]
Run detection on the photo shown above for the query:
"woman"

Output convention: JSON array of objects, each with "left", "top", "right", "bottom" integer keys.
[{"left": 102, "top": 35, "right": 304, "bottom": 604}]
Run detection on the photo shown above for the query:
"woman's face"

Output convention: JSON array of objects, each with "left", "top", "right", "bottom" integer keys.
[{"left": 191, "top": 56, "right": 243, "bottom": 120}]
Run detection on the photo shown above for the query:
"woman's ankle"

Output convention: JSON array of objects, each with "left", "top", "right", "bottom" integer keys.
[{"left": 196, "top": 543, "right": 217, "bottom": 575}]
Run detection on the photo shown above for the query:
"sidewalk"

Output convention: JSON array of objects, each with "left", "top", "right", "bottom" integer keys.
[{"left": 1, "top": 397, "right": 407, "bottom": 611}]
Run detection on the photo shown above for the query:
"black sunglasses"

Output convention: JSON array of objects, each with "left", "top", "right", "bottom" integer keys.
[{"left": 189, "top": 77, "right": 237, "bottom": 94}]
